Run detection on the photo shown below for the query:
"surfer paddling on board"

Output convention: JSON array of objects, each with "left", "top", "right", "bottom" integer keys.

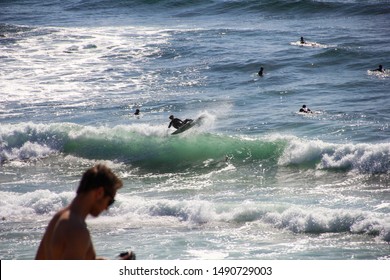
[
  {"left": 168, "top": 115, "right": 193, "bottom": 129},
  {"left": 35, "top": 164, "right": 135, "bottom": 260},
  {"left": 371, "top": 64, "right": 385, "bottom": 73},
  {"left": 299, "top": 104, "right": 312, "bottom": 113}
]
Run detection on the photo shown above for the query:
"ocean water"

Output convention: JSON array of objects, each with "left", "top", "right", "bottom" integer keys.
[{"left": 0, "top": 0, "right": 389, "bottom": 260}]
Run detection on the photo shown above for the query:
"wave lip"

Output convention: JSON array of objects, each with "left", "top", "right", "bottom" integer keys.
[
  {"left": 278, "top": 137, "right": 390, "bottom": 174},
  {"left": 262, "top": 206, "right": 390, "bottom": 242},
  {"left": 0, "top": 122, "right": 64, "bottom": 163}
]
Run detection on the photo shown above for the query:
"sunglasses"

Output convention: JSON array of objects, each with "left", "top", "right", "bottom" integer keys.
[
  {"left": 107, "top": 197, "right": 115, "bottom": 207},
  {"left": 104, "top": 190, "right": 115, "bottom": 207}
]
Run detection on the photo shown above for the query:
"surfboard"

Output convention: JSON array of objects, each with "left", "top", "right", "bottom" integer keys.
[
  {"left": 171, "top": 116, "right": 204, "bottom": 135},
  {"left": 367, "top": 69, "right": 389, "bottom": 77},
  {"left": 290, "top": 41, "right": 329, "bottom": 48}
]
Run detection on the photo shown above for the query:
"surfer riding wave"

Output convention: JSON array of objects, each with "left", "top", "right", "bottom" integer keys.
[{"left": 168, "top": 115, "right": 193, "bottom": 129}]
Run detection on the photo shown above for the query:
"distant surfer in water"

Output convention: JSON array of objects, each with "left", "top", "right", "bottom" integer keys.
[
  {"left": 258, "top": 67, "right": 264, "bottom": 77},
  {"left": 134, "top": 109, "right": 140, "bottom": 115},
  {"left": 299, "top": 104, "right": 312, "bottom": 113},
  {"left": 371, "top": 64, "right": 385, "bottom": 73},
  {"left": 168, "top": 115, "right": 192, "bottom": 129},
  {"left": 300, "top": 37, "right": 305, "bottom": 44}
]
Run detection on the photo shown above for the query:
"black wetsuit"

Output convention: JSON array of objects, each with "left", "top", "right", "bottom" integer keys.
[
  {"left": 371, "top": 65, "right": 385, "bottom": 72},
  {"left": 168, "top": 118, "right": 192, "bottom": 129},
  {"left": 373, "top": 67, "right": 385, "bottom": 73},
  {"left": 299, "top": 108, "right": 311, "bottom": 113},
  {"left": 168, "top": 118, "right": 184, "bottom": 129}
]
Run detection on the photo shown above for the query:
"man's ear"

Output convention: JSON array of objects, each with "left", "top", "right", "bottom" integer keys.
[{"left": 95, "top": 186, "right": 105, "bottom": 199}]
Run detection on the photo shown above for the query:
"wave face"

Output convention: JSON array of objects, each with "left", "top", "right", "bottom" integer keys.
[{"left": 1, "top": 122, "right": 389, "bottom": 174}]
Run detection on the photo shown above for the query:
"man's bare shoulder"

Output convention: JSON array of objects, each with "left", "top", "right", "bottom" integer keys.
[
  {"left": 54, "top": 208, "right": 89, "bottom": 238},
  {"left": 35, "top": 207, "right": 74, "bottom": 259},
  {"left": 48, "top": 207, "right": 93, "bottom": 259},
  {"left": 45, "top": 207, "right": 69, "bottom": 232}
]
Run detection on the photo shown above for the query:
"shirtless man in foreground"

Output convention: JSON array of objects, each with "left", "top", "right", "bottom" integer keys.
[{"left": 35, "top": 164, "right": 133, "bottom": 260}]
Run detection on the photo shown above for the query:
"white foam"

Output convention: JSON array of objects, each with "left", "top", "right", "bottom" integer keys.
[
  {"left": 0, "top": 25, "right": 172, "bottom": 106},
  {"left": 367, "top": 69, "right": 390, "bottom": 78},
  {"left": 290, "top": 41, "right": 333, "bottom": 48},
  {"left": 277, "top": 135, "right": 390, "bottom": 173},
  {"left": 2, "top": 187, "right": 389, "bottom": 242},
  {"left": 187, "top": 250, "right": 229, "bottom": 259},
  {"left": 0, "top": 190, "right": 72, "bottom": 220}
]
